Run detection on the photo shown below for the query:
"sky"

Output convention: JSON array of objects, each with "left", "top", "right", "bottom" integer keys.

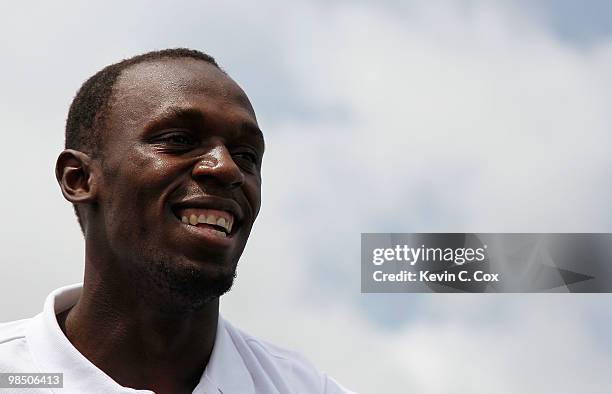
[{"left": 1, "top": 1, "right": 612, "bottom": 393}]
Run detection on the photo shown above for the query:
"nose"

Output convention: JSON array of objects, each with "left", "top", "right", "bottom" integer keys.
[{"left": 191, "top": 145, "right": 245, "bottom": 189}]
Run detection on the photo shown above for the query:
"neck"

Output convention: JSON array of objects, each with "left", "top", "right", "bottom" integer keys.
[{"left": 58, "top": 250, "right": 219, "bottom": 393}]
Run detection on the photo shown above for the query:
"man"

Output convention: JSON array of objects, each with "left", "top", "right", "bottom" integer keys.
[{"left": 0, "top": 48, "right": 352, "bottom": 393}]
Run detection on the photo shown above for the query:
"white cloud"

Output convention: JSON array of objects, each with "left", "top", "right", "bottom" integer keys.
[
  {"left": 227, "top": 1, "right": 612, "bottom": 391},
  {"left": 391, "top": 297, "right": 612, "bottom": 394}
]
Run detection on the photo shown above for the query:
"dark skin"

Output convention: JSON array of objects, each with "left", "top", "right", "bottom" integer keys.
[{"left": 55, "top": 58, "right": 264, "bottom": 393}]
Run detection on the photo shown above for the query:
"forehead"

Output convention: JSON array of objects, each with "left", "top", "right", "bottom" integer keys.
[{"left": 109, "top": 57, "right": 256, "bottom": 128}]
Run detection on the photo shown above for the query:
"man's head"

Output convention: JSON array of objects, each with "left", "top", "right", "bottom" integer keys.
[{"left": 56, "top": 49, "right": 264, "bottom": 312}]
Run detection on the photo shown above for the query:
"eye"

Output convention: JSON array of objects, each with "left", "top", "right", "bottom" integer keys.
[
  {"left": 160, "top": 134, "right": 194, "bottom": 145},
  {"left": 163, "top": 135, "right": 191, "bottom": 144},
  {"left": 232, "top": 151, "right": 260, "bottom": 172},
  {"left": 151, "top": 131, "right": 197, "bottom": 149},
  {"left": 232, "top": 151, "right": 258, "bottom": 164}
]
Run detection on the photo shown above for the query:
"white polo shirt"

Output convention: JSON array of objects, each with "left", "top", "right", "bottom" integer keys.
[{"left": 0, "top": 284, "right": 353, "bottom": 393}]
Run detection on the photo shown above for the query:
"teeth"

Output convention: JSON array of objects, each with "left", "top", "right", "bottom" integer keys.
[
  {"left": 213, "top": 229, "right": 227, "bottom": 238},
  {"left": 180, "top": 212, "right": 234, "bottom": 234}
]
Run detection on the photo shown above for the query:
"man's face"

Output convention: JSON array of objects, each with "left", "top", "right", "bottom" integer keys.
[{"left": 93, "top": 58, "right": 263, "bottom": 309}]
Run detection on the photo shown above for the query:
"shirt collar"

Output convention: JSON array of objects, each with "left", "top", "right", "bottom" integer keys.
[
  {"left": 201, "top": 317, "right": 255, "bottom": 394},
  {"left": 26, "top": 283, "right": 255, "bottom": 394}
]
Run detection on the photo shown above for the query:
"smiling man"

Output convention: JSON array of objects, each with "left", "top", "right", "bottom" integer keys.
[{"left": 0, "top": 49, "right": 351, "bottom": 393}]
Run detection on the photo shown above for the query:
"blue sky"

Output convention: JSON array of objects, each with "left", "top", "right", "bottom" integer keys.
[
  {"left": 1, "top": 1, "right": 611, "bottom": 392},
  {"left": 519, "top": 0, "right": 612, "bottom": 44}
]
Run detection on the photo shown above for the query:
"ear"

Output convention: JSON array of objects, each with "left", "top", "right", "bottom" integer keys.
[{"left": 55, "top": 149, "right": 98, "bottom": 204}]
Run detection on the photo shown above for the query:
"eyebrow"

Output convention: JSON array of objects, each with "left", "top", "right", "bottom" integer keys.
[
  {"left": 145, "top": 107, "right": 206, "bottom": 130},
  {"left": 145, "top": 106, "right": 265, "bottom": 148}
]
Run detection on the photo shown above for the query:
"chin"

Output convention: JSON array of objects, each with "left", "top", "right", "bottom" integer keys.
[{"left": 131, "top": 254, "right": 238, "bottom": 314}]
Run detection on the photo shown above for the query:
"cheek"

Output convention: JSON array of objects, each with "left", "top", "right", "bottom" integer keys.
[
  {"left": 126, "top": 151, "right": 175, "bottom": 186},
  {"left": 102, "top": 152, "right": 179, "bottom": 232},
  {"left": 244, "top": 177, "right": 262, "bottom": 219},
  {"left": 109, "top": 149, "right": 181, "bottom": 194}
]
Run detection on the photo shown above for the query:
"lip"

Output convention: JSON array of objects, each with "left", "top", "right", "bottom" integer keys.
[
  {"left": 169, "top": 196, "right": 244, "bottom": 247},
  {"left": 177, "top": 219, "right": 236, "bottom": 248},
  {"left": 171, "top": 196, "right": 244, "bottom": 223}
]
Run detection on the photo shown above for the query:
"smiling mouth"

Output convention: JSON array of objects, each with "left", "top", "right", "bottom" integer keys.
[{"left": 174, "top": 208, "right": 235, "bottom": 238}]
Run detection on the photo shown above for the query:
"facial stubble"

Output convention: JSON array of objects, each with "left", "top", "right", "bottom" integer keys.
[{"left": 130, "top": 248, "right": 237, "bottom": 315}]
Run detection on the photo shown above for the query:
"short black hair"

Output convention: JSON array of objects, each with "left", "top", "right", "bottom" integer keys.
[
  {"left": 65, "top": 48, "right": 220, "bottom": 231},
  {"left": 65, "top": 48, "right": 219, "bottom": 156}
]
